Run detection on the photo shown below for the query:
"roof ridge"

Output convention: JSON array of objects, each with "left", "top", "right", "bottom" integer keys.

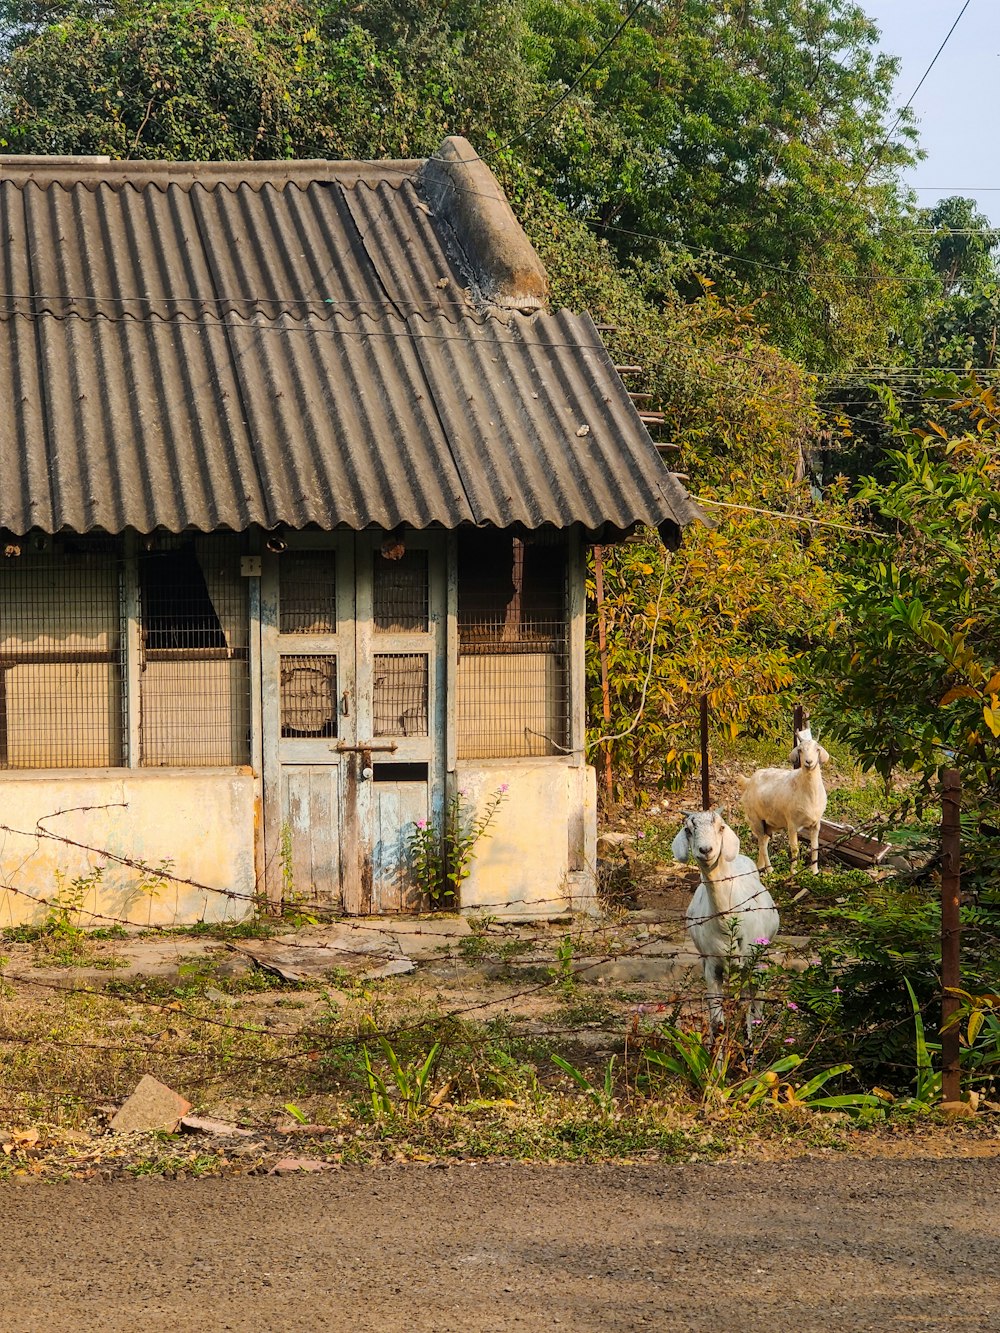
[{"left": 0, "top": 158, "right": 424, "bottom": 191}]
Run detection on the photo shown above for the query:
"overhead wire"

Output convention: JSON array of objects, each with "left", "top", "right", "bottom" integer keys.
[{"left": 500, "top": 0, "right": 649, "bottom": 151}]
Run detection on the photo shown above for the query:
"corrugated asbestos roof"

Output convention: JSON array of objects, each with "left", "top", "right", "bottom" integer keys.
[{"left": 0, "top": 156, "right": 698, "bottom": 538}]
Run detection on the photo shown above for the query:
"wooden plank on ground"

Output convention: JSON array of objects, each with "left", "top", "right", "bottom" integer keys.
[{"left": 818, "top": 818, "right": 893, "bottom": 869}]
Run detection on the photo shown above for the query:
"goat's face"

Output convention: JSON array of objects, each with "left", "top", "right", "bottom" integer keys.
[
  {"left": 672, "top": 809, "right": 740, "bottom": 868},
  {"left": 790, "top": 731, "right": 830, "bottom": 771}
]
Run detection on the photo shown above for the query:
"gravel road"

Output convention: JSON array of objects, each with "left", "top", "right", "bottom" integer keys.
[{"left": 0, "top": 1156, "right": 996, "bottom": 1332}]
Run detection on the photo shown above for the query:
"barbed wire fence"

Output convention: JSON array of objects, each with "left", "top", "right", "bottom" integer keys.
[{"left": 0, "top": 764, "right": 972, "bottom": 1134}]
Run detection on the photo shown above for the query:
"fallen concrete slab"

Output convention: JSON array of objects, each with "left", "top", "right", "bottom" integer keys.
[{"left": 110, "top": 1076, "right": 191, "bottom": 1134}]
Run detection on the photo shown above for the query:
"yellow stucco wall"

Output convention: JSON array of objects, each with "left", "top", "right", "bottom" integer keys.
[
  {"left": 455, "top": 760, "right": 597, "bottom": 918},
  {"left": 0, "top": 769, "right": 256, "bottom": 928}
]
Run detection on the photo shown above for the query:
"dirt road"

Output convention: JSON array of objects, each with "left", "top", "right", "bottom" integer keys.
[{"left": 0, "top": 1156, "right": 996, "bottom": 1332}]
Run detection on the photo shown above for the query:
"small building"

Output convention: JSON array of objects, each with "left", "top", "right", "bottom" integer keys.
[{"left": 0, "top": 137, "right": 697, "bottom": 925}]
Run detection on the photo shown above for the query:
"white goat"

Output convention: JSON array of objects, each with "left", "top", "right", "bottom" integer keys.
[
  {"left": 738, "top": 730, "right": 830, "bottom": 876},
  {"left": 672, "top": 808, "right": 780, "bottom": 1037}
]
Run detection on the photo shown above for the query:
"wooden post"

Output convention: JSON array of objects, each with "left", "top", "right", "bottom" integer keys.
[
  {"left": 940, "top": 768, "right": 962, "bottom": 1104},
  {"left": 593, "top": 546, "right": 614, "bottom": 805},
  {"left": 792, "top": 703, "right": 809, "bottom": 768},
  {"left": 700, "top": 694, "right": 710, "bottom": 810}
]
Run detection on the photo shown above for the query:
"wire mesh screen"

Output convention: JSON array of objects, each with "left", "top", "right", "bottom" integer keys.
[
  {"left": 456, "top": 532, "right": 569, "bottom": 759},
  {"left": 373, "top": 654, "right": 429, "bottom": 736},
  {"left": 281, "top": 655, "right": 338, "bottom": 738},
  {"left": 279, "top": 552, "right": 337, "bottom": 634},
  {"left": 0, "top": 538, "right": 124, "bottom": 768},
  {"left": 139, "top": 536, "right": 250, "bottom": 766},
  {"left": 373, "top": 550, "right": 429, "bottom": 632}
]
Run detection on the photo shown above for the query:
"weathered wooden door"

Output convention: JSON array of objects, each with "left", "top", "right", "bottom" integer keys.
[{"left": 262, "top": 532, "right": 445, "bottom": 913}]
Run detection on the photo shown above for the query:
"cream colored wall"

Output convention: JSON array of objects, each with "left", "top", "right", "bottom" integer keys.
[
  {"left": 0, "top": 769, "right": 256, "bottom": 927},
  {"left": 456, "top": 759, "right": 597, "bottom": 918}
]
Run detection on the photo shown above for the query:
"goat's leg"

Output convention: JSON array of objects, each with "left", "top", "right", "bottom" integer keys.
[
  {"left": 755, "top": 828, "right": 772, "bottom": 873},
  {"left": 805, "top": 822, "right": 820, "bottom": 875},
  {"left": 704, "top": 956, "right": 725, "bottom": 1037},
  {"left": 787, "top": 824, "right": 800, "bottom": 867}
]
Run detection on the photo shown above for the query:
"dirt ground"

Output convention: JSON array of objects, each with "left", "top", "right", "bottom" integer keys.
[{"left": 0, "top": 1156, "right": 996, "bottom": 1332}]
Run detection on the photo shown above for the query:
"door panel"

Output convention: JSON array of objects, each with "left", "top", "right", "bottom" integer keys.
[
  {"left": 372, "top": 774, "right": 428, "bottom": 913},
  {"left": 282, "top": 765, "right": 342, "bottom": 901},
  {"left": 262, "top": 532, "right": 444, "bottom": 913}
]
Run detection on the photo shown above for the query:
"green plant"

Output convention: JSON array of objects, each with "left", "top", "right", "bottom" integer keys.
[
  {"left": 279, "top": 821, "right": 295, "bottom": 902},
  {"left": 551, "top": 1053, "right": 618, "bottom": 1119},
  {"left": 786, "top": 880, "right": 944, "bottom": 1089},
  {"left": 42, "top": 865, "right": 106, "bottom": 957},
  {"left": 904, "top": 979, "right": 940, "bottom": 1107},
  {"left": 408, "top": 786, "right": 508, "bottom": 907},
  {"left": 642, "top": 1027, "right": 881, "bottom": 1115},
  {"left": 549, "top": 934, "right": 576, "bottom": 996},
  {"left": 358, "top": 1024, "right": 445, "bottom": 1121}
]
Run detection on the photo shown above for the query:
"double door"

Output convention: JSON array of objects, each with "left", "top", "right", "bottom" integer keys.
[{"left": 262, "top": 532, "right": 445, "bottom": 913}]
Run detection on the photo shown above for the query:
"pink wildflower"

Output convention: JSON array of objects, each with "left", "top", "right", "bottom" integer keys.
[
  {"left": 786, "top": 1002, "right": 798, "bottom": 1011},
  {"left": 753, "top": 937, "right": 770, "bottom": 947},
  {"left": 784, "top": 1038, "right": 795, "bottom": 1045},
  {"left": 416, "top": 819, "right": 427, "bottom": 830},
  {"left": 832, "top": 986, "right": 843, "bottom": 994}
]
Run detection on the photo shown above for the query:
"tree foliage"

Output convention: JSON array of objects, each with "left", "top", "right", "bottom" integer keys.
[{"left": 816, "top": 380, "right": 1000, "bottom": 820}]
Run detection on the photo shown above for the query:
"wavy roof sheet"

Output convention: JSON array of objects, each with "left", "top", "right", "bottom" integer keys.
[{"left": 0, "top": 156, "right": 698, "bottom": 538}]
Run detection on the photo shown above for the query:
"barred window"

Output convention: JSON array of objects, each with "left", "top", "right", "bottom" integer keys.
[
  {"left": 0, "top": 538, "right": 124, "bottom": 768},
  {"left": 456, "top": 531, "right": 568, "bottom": 759},
  {"left": 0, "top": 533, "right": 249, "bottom": 770},
  {"left": 139, "top": 536, "right": 250, "bottom": 766}
]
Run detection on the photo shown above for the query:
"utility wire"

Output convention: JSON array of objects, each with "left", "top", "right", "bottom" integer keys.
[
  {"left": 823, "top": 0, "right": 973, "bottom": 228},
  {"left": 501, "top": 0, "right": 648, "bottom": 151}
]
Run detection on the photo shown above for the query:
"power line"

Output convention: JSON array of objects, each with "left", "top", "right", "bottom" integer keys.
[
  {"left": 502, "top": 0, "right": 648, "bottom": 151},
  {"left": 835, "top": 0, "right": 972, "bottom": 220}
]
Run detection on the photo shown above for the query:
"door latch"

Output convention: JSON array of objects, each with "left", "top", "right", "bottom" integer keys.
[{"left": 332, "top": 739, "right": 398, "bottom": 780}]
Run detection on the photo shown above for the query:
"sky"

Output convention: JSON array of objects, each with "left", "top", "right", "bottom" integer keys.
[{"left": 864, "top": 0, "right": 1000, "bottom": 224}]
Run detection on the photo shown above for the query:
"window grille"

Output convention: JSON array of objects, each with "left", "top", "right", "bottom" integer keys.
[
  {"left": 456, "top": 531, "right": 569, "bottom": 759},
  {"left": 139, "top": 536, "right": 250, "bottom": 766},
  {"left": 0, "top": 532, "right": 250, "bottom": 770},
  {"left": 281, "top": 655, "right": 338, "bottom": 738},
  {"left": 373, "top": 550, "right": 429, "bottom": 632},
  {"left": 373, "top": 654, "right": 429, "bottom": 737},
  {"left": 0, "top": 538, "right": 124, "bottom": 768},
  {"left": 279, "top": 552, "right": 337, "bottom": 634}
]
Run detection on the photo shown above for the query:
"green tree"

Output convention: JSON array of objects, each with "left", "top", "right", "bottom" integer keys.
[
  {"left": 815, "top": 379, "right": 1000, "bottom": 821},
  {"left": 518, "top": 0, "right": 922, "bottom": 368}
]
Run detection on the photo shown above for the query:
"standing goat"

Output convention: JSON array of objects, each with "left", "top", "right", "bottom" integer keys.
[
  {"left": 672, "top": 809, "right": 780, "bottom": 1037},
  {"left": 738, "top": 730, "right": 829, "bottom": 876}
]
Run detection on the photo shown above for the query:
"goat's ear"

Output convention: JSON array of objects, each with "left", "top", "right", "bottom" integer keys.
[
  {"left": 817, "top": 745, "right": 830, "bottom": 765},
  {"left": 788, "top": 746, "right": 800, "bottom": 765},
  {"left": 721, "top": 823, "right": 741, "bottom": 862},
  {"left": 671, "top": 826, "right": 691, "bottom": 864},
  {"left": 711, "top": 805, "right": 727, "bottom": 819}
]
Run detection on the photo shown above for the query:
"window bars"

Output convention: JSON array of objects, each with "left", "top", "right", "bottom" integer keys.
[
  {"left": 0, "top": 538, "right": 124, "bottom": 768},
  {"left": 138, "top": 536, "right": 249, "bottom": 766},
  {"left": 456, "top": 531, "right": 569, "bottom": 759},
  {"left": 0, "top": 534, "right": 249, "bottom": 769}
]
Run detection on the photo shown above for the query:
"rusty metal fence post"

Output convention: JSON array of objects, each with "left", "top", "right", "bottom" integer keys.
[{"left": 940, "top": 768, "right": 962, "bottom": 1104}]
